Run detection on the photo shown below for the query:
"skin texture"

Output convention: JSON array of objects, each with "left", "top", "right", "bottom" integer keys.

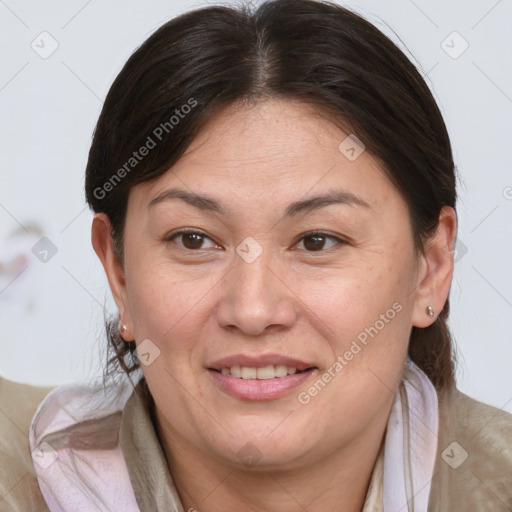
[{"left": 92, "top": 98, "right": 457, "bottom": 512}]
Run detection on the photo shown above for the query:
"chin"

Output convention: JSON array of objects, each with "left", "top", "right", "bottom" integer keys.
[
  {"left": 210, "top": 423, "right": 314, "bottom": 470},
  {"left": 223, "top": 440, "right": 309, "bottom": 472}
]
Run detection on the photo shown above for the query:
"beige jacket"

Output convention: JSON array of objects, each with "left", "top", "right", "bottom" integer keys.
[{"left": 1, "top": 375, "right": 511, "bottom": 511}]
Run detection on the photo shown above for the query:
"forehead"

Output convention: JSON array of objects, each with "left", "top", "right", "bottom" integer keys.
[{"left": 130, "top": 98, "right": 399, "bottom": 217}]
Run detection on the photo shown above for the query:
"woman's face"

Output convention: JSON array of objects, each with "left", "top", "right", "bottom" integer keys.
[{"left": 95, "top": 98, "right": 454, "bottom": 470}]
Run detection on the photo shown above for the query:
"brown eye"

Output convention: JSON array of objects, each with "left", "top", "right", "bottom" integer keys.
[
  {"left": 296, "top": 232, "right": 345, "bottom": 252},
  {"left": 180, "top": 232, "right": 204, "bottom": 250},
  {"left": 166, "top": 230, "right": 217, "bottom": 251}
]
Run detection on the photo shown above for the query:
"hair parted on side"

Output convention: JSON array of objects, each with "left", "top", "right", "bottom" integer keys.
[{"left": 85, "top": 0, "right": 458, "bottom": 392}]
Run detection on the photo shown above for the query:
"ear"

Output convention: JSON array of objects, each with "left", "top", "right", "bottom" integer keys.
[
  {"left": 411, "top": 206, "right": 457, "bottom": 328},
  {"left": 91, "top": 213, "right": 134, "bottom": 338}
]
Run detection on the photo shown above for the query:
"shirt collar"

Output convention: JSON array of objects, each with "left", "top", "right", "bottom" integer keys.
[{"left": 120, "top": 379, "right": 184, "bottom": 512}]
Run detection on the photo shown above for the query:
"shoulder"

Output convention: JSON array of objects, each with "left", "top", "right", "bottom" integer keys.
[
  {"left": 428, "top": 385, "right": 512, "bottom": 511},
  {"left": 0, "top": 376, "right": 55, "bottom": 511}
]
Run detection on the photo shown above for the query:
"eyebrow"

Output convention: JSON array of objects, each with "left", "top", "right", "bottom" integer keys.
[{"left": 148, "top": 187, "right": 371, "bottom": 219}]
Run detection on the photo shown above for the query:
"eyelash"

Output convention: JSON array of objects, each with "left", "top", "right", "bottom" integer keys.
[{"left": 164, "top": 229, "right": 347, "bottom": 254}]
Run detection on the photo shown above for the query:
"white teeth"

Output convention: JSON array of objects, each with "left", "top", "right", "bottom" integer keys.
[
  {"left": 241, "top": 367, "right": 257, "bottom": 379},
  {"left": 275, "top": 364, "right": 288, "bottom": 377},
  {"left": 256, "top": 365, "right": 276, "bottom": 380},
  {"left": 217, "top": 365, "right": 306, "bottom": 379}
]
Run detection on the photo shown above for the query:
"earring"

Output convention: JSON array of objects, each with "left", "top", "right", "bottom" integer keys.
[{"left": 426, "top": 306, "right": 434, "bottom": 317}]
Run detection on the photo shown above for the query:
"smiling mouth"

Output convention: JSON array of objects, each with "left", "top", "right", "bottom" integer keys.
[{"left": 210, "top": 365, "right": 317, "bottom": 379}]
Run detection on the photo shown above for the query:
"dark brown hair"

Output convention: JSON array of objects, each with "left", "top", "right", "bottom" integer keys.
[{"left": 85, "top": 0, "right": 458, "bottom": 391}]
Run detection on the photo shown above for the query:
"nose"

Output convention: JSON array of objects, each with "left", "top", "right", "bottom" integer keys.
[{"left": 215, "top": 247, "right": 298, "bottom": 337}]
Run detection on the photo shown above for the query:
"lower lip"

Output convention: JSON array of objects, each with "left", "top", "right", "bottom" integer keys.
[{"left": 208, "top": 369, "right": 316, "bottom": 400}]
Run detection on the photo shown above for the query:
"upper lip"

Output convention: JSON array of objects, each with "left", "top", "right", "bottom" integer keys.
[{"left": 207, "top": 353, "right": 316, "bottom": 371}]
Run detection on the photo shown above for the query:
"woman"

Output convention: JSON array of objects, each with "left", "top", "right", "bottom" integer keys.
[{"left": 1, "top": 0, "right": 511, "bottom": 510}]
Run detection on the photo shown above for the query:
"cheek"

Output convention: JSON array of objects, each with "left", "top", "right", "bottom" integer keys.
[
  {"left": 300, "top": 270, "right": 410, "bottom": 419},
  {"left": 303, "top": 263, "right": 403, "bottom": 328},
  {"left": 124, "top": 236, "right": 203, "bottom": 326},
  {"left": 301, "top": 259, "right": 412, "bottom": 375},
  {"left": 128, "top": 273, "right": 208, "bottom": 338}
]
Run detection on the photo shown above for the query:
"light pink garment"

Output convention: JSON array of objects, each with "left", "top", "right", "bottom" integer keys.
[
  {"left": 383, "top": 359, "right": 439, "bottom": 511},
  {"left": 29, "top": 358, "right": 438, "bottom": 512},
  {"left": 29, "top": 378, "right": 141, "bottom": 512}
]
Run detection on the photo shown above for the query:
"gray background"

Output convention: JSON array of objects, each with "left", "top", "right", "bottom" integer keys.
[{"left": 0, "top": 0, "right": 511, "bottom": 414}]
